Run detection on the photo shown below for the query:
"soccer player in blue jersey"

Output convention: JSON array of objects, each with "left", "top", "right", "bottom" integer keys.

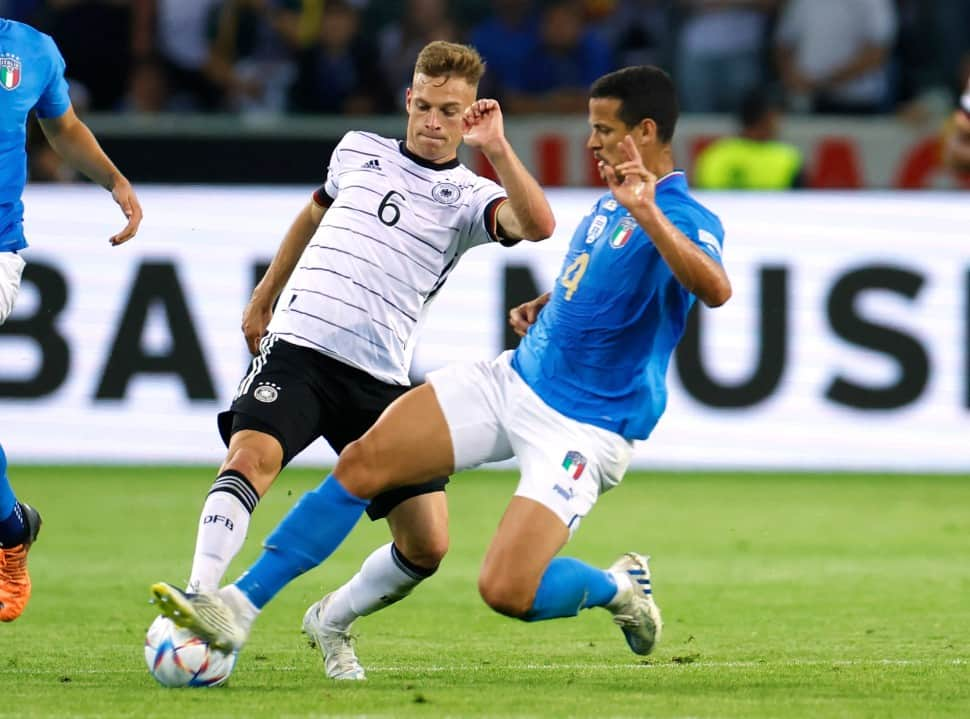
[
  {"left": 1, "top": 18, "right": 142, "bottom": 621},
  {"left": 152, "top": 65, "right": 731, "bottom": 660}
]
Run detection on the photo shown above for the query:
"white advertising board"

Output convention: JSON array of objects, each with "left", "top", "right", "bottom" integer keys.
[{"left": 1, "top": 186, "right": 968, "bottom": 470}]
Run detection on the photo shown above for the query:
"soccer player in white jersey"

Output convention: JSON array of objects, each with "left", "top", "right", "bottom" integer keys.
[
  {"left": 165, "top": 41, "right": 554, "bottom": 678},
  {"left": 152, "top": 65, "right": 732, "bottom": 665}
]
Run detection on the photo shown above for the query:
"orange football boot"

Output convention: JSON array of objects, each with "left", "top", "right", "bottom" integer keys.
[{"left": 0, "top": 502, "right": 42, "bottom": 621}]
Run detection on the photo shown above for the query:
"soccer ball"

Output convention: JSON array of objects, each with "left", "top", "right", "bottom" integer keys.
[{"left": 144, "top": 615, "right": 237, "bottom": 687}]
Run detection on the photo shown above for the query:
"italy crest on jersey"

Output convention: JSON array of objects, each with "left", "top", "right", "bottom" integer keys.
[
  {"left": 0, "top": 54, "right": 22, "bottom": 91},
  {"left": 609, "top": 217, "right": 636, "bottom": 248}
]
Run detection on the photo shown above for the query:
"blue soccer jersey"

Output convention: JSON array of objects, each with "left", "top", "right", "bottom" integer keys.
[
  {"left": 511, "top": 171, "right": 725, "bottom": 440},
  {"left": 0, "top": 19, "right": 71, "bottom": 252}
]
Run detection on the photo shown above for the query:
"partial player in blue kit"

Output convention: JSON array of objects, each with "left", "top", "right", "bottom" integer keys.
[
  {"left": 1, "top": 18, "right": 142, "bottom": 621},
  {"left": 151, "top": 66, "right": 732, "bottom": 661}
]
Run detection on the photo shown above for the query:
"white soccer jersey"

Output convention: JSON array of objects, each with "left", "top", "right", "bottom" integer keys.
[{"left": 267, "top": 130, "right": 509, "bottom": 385}]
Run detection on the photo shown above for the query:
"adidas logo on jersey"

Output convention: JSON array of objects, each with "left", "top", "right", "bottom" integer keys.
[{"left": 361, "top": 159, "right": 381, "bottom": 170}]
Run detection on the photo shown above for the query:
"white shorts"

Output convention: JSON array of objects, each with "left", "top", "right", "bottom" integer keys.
[
  {"left": 427, "top": 351, "right": 633, "bottom": 535},
  {"left": 0, "top": 252, "right": 25, "bottom": 325}
]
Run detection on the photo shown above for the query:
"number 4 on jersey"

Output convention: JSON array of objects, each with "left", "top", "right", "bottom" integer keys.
[{"left": 560, "top": 252, "right": 589, "bottom": 300}]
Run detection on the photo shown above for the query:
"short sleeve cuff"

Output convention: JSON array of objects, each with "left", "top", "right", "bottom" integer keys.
[{"left": 312, "top": 185, "right": 334, "bottom": 208}]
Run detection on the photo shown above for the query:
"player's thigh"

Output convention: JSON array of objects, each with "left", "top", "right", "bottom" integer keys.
[
  {"left": 506, "top": 373, "right": 633, "bottom": 537},
  {"left": 339, "top": 355, "right": 517, "bottom": 494},
  {"left": 300, "top": 356, "right": 454, "bottom": 519},
  {"left": 0, "top": 252, "right": 25, "bottom": 325},
  {"left": 479, "top": 496, "right": 569, "bottom": 607},
  {"left": 219, "top": 336, "right": 325, "bottom": 471},
  {"left": 340, "top": 384, "right": 456, "bottom": 492}
]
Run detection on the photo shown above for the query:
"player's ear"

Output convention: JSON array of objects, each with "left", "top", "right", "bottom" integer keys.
[
  {"left": 405, "top": 87, "right": 412, "bottom": 112},
  {"left": 636, "top": 118, "right": 658, "bottom": 146}
]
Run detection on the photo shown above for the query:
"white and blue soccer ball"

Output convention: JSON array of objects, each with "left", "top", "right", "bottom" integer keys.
[{"left": 144, "top": 615, "right": 237, "bottom": 687}]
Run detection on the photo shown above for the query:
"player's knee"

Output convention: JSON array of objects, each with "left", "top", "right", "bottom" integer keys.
[
  {"left": 478, "top": 574, "right": 532, "bottom": 619},
  {"left": 334, "top": 438, "right": 391, "bottom": 498},
  {"left": 395, "top": 531, "right": 448, "bottom": 570},
  {"left": 222, "top": 444, "right": 280, "bottom": 493}
]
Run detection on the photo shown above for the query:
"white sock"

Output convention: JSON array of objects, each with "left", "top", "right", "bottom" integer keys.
[
  {"left": 605, "top": 570, "right": 634, "bottom": 611},
  {"left": 187, "top": 482, "right": 256, "bottom": 592},
  {"left": 219, "top": 584, "right": 260, "bottom": 635},
  {"left": 322, "top": 542, "right": 430, "bottom": 631}
]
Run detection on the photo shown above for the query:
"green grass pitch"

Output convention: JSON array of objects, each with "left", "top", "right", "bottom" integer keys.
[{"left": 1, "top": 467, "right": 968, "bottom": 718}]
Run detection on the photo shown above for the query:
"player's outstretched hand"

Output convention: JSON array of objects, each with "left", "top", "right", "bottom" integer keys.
[
  {"left": 242, "top": 298, "right": 273, "bottom": 355},
  {"left": 600, "top": 135, "right": 656, "bottom": 210},
  {"left": 508, "top": 292, "right": 551, "bottom": 337},
  {"left": 109, "top": 177, "right": 143, "bottom": 246},
  {"left": 461, "top": 99, "right": 506, "bottom": 154}
]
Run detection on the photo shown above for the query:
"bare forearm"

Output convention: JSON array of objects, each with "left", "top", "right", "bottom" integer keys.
[
  {"left": 252, "top": 203, "right": 320, "bottom": 305},
  {"left": 482, "top": 138, "right": 555, "bottom": 240},
  {"left": 45, "top": 120, "right": 123, "bottom": 190},
  {"left": 631, "top": 204, "right": 731, "bottom": 307}
]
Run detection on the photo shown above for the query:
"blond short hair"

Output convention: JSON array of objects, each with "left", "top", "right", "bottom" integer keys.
[{"left": 414, "top": 41, "right": 485, "bottom": 86}]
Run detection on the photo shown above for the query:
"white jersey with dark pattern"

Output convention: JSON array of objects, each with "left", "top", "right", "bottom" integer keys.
[{"left": 267, "top": 130, "right": 508, "bottom": 385}]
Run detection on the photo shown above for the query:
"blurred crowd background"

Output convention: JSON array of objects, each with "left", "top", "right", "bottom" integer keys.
[{"left": 2, "top": 0, "right": 968, "bottom": 120}]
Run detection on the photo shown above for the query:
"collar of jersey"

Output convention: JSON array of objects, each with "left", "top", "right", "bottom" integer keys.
[
  {"left": 655, "top": 170, "right": 687, "bottom": 190},
  {"left": 398, "top": 141, "right": 461, "bottom": 171}
]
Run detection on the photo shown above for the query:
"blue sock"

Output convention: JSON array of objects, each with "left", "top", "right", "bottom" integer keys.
[
  {"left": 523, "top": 557, "right": 619, "bottom": 622},
  {"left": 235, "top": 474, "right": 368, "bottom": 609},
  {"left": 0, "top": 443, "right": 27, "bottom": 547}
]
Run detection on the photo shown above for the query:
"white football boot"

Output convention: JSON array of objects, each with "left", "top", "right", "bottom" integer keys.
[
  {"left": 607, "top": 552, "right": 663, "bottom": 655},
  {"left": 302, "top": 592, "right": 366, "bottom": 680},
  {"left": 150, "top": 582, "right": 255, "bottom": 653}
]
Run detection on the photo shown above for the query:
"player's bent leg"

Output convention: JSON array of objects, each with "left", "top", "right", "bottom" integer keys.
[
  {"left": 386, "top": 491, "right": 449, "bottom": 570},
  {"left": 229, "top": 386, "right": 454, "bottom": 620},
  {"left": 219, "top": 429, "right": 285, "bottom": 496},
  {"left": 335, "top": 384, "right": 455, "bottom": 498},
  {"left": 478, "top": 497, "right": 660, "bottom": 654},
  {"left": 187, "top": 430, "right": 284, "bottom": 592},
  {"left": 478, "top": 496, "right": 569, "bottom": 618},
  {"left": 305, "top": 492, "right": 450, "bottom": 680}
]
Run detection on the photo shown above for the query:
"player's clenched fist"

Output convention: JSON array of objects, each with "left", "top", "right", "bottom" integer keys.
[
  {"left": 462, "top": 98, "right": 505, "bottom": 152},
  {"left": 508, "top": 292, "right": 551, "bottom": 337}
]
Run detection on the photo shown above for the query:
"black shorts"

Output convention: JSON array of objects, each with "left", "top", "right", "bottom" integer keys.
[{"left": 218, "top": 336, "right": 448, "bottom": 520}]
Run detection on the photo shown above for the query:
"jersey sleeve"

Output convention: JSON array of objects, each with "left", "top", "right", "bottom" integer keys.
[
  {"left": 467, "top": 177, "right": 508, "bottom": 248},
  {"left": 666, "top": 207, "right": 724, "bottom": 264},
  {"left": 34, "top": 34, "right": 71, "bottom": 120},
  {"left": 321, "top": 132, "right": 353, "bottom": 202}
]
